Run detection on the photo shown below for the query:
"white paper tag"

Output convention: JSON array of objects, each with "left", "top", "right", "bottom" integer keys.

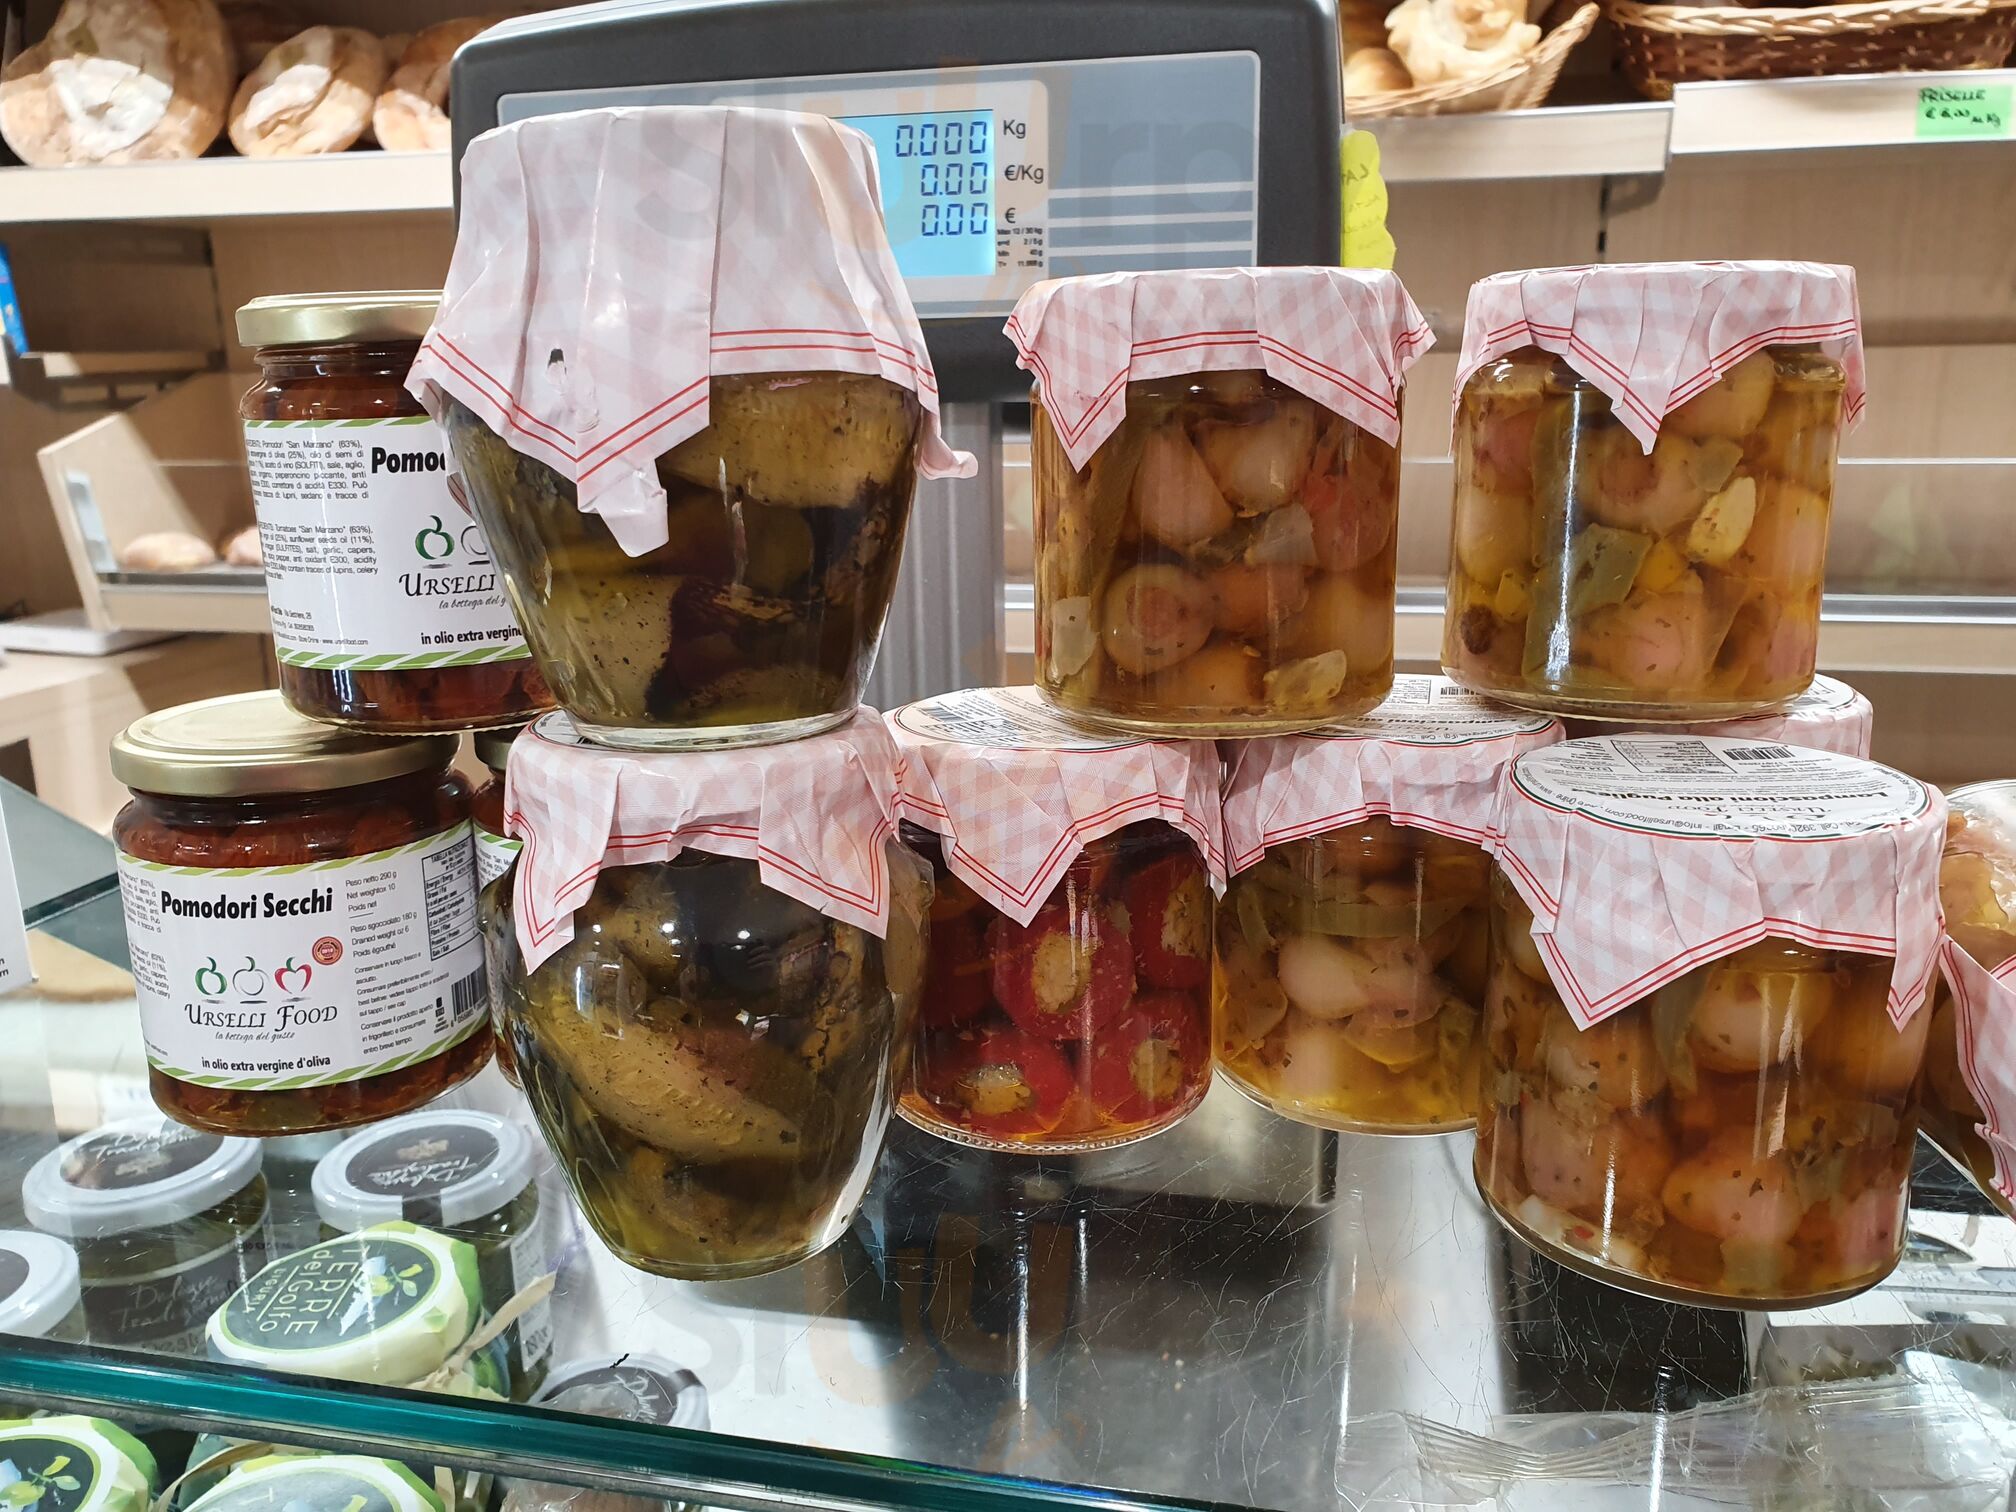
[
  {"left": 891, "top": 685, "right": 1139, "bottom": 752},
  {"left": 244, "top": 417, "right": 531, "bottom": 670},
  {"left": 1311, "top": 677, "right": 1556, "bottom": 747},
  {"left": 0, "top": 801, "right": 32, "bottom": 996}
]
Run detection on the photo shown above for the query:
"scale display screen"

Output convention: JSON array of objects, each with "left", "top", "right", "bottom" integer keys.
[{"left": 837, "top": 110, "right": 997, "bottom": 280}]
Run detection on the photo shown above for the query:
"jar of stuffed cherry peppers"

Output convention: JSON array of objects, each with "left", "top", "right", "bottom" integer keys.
[
  {"left": 237, "top": 291, "right": 550, "bottom": 734},
  {"left": 1444, "top": 263, "right": 1864, "bottom": 723},
  {"left": 1478, "top": 734, "right": 1944, "bottom": 1308},
  {"left": 1217, "top": 676, "right": 1560, "bottom": 1134},
  {"left": 1008, "top": 268, "right": 1432, "bottom": 737},
  {"left": 889, "top": 687, "right": 1222, "bottom": 1150},
  {"left": 111, "top": 691, "right": 491, "bottom": 1136},
  {"left": 1923, "top": 781, "right": 2016, "bottom": 1214}
]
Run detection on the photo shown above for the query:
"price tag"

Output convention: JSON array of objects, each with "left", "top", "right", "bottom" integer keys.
[
  {"left": 0, "top": 800, "right": 33, "bottom": 996},
  {"left": 1340, "top": 130, "right": 1396, "bottom": 271},
  {"left": 1915, "top": 83, "right": 2013, "bottom": 141}
]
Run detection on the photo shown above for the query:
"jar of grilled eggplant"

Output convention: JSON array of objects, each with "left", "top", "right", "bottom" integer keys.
[
  {"left": 1033, "top": 371, "right": 1399, "bottom": 735},
  {"left": 1445, "top": 343, "right": 1845, "bottom": 722},
  {"left": 444, "top": 374, "right": 924, "bottom": 750},
  {"left": 490, "top": 847, "right": 927, "bottom": 1279},
  {"left": 1922, "top": 781, "right": 2016, "bottom": 1212}
]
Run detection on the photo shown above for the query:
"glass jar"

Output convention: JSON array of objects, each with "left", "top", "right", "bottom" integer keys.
[
  {"left": 0, "top": 1229, "right": 84, "bottom": 1344},
  {"left": 0, "top": 1417, "right": 157, "bottom": 1511},
  {"left": 22, "top": 1117, "right": 270, "bottom": 1356},
  {"left": 1475, "top": 871, "right": 1928, "bottom": 1307},
  {"left": 504, "top": 1355, "right": 709, "bottom": 1512},
  {"left": 313, "top": 1110, "right": 552, "bottom": 1398},
  {"left": 441, "top": 373, "right": 924, "bottom": 750},
  {"left": 1032, "top": 371, "right": 1398, "bottom": 735},
  {"left": 1444, "top": 345, "right": 1845, "bottom": 721},
  {"left": 901, "top": 820, "right": 1212, "bottom": 1152},
  {"left": 236, "top": 292, "right": 551, "bottom": 734},
  {"left": 111, "top": 692, "right": 491, "bottom": 1136},
  {"left": 1923, "top": 781, "right": 2016, "bottom": 1211},
  {"left": 489, "top": 849, "right": 913, "bottom": 1279},
  {"left": 472, "top": 723, "right": 525, "bottom": 889},
  {"left": 1215, "top": 817, "right": 1490, "bottom": 1134}
]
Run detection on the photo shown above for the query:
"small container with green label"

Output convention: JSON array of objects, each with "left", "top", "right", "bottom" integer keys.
[
  {"left": 186, "top": 1452, "right": 443, "bottom": 1512},
  {"left": 312, "top": 1111, "right": 552, "bottom": 1397},
  {"left": 0, "top": 1415, "right": 157, "bottom": 1512},
  {"left": 22, "top": 1117, "right": 269, "bottom": 1357}
]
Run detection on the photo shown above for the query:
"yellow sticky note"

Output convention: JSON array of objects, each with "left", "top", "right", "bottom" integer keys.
[{"left": 1340, "top": 129, "right": 1396, "bottom": 271}]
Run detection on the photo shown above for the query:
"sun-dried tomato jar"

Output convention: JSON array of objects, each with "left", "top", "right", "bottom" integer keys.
[
  {"left": 111, "top": 691, "right": 492, "bottom": 1136},
  {"left": 237, "top": 292, "right": 551, "bottom": 734}
]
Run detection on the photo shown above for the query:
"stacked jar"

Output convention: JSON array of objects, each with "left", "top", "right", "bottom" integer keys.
[
  {"left": 1476, "top": 735, "right": 1944, "bottom": 1307},
  {"left": 409, "top": 106, "right": 965, "bottom": 1281}
]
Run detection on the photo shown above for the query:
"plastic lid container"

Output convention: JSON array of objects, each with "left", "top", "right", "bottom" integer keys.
[
  {"left": 313, "top": 1110, "right": 535, "bottom": 1230},
  {"left": 188, "top": 1453, "right": 444, "bottom": 1512},
  {"left": 0, "top": 1415, "right": 158, "bottom": 1510},
  {"left": 532, "top": 1354, "right": 711, "bottom": 1428},
  {"left": 0, "top": 1228, "right": 81, "bottom": 1338},
  {"left": 23, "top": 1117, "right": 264, "bottom": 1239}
]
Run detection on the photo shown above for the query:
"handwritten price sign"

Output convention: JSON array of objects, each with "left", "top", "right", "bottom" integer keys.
[{"left": 1916, "top": 83, "right": 2013, "bottom": 141}]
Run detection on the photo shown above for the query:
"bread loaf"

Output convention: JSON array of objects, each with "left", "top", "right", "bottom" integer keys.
[
  {"left": 228, "top": 24, "right": 385, "bottom": 156},
  {"left": 121, "top": 531, "right": 219, "bottom": 571},
  {"left": 372, "top": 15, "right": 511, "bottom": 153}
]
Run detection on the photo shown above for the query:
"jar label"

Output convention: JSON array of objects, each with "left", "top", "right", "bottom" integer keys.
[
  {"left": 473, "top": 824, "right": 520, "bottom": 888},
  {"left": 0, "top": 1433, "right": 103, "bottom": 1510},
  {"left": 243, "top": 417, "right": 531, "bottom": 669},
  {"left": 505, "top": 1208, "right": 554, "bottom": 1373},
  {"left": 345, "top": 1123, "right": 500, "bottom": 1206},
  {"left": 61, "top": 1124, "right": 221, "bottom": 1191},
  {"left": 194, "top": 1462, "right": 422, "bottom": 1512},
  {"left": 894, "top": 686, "right": 1138, "bottom": 752},
  {"left": 80, "top": 1228, "right": 264, "bottom": 1353},
  {"left": 116, "top": 824, "right": 486, "bottom": 1091},
  {"left": 215, "top": 1233, "right": 439, "bottom": 1353},
  {"left": 1512, "top": 736, "right": 1931, "bottom": 840},
  {"left": 1312, "top": 673, "right": 1557, "bottom": 745}
]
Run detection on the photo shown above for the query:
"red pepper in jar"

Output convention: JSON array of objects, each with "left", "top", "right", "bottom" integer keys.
[
  {"left": 921, "top": 911, "right": 993, "bottom": 1029},
  {"left": 1125, "top": 854, "right": 1211, "bottom": 991},
  {"left": 920, "top": 1026, "right": 1076, "bottom": 1138},
  {"left": 1088, "top": 994, "right": 1208, "bottom": 1126},
  {"left": 989, "top": 901, "right": 1136, "bottom": 1041}
]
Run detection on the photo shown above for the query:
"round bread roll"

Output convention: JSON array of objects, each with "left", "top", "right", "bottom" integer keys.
[
  {"left": 1344, "top": 47, "right": 1414, "bottom": 95},
  {"left": 121, "top": 531, "right": 219, "bottom": 571},
  {"left": 221, "top": 524, "right": 262, "bottom": 566},
  {"left": 1, "top": 0, "right": 233, "bottom": 165},
  {"left": 217, "top": 0, "right": 302, "bottom": 75},
  {"left": 228, "top": 24, "right": 386, "bottom": 156},
  {"left": 372, "top": 14, "right": 511, "bottom": 153}
]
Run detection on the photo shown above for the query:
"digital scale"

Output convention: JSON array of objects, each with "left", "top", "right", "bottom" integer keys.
[{"left": 453, "top": 0, "right": 1341, "bottom": 706}]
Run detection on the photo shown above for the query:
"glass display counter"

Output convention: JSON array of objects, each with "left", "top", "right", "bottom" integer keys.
[{"left": 4, "top": 781, "right": 2016, "bottom": 1509}]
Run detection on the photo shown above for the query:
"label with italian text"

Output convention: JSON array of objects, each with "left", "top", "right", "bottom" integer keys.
[
  {"left": 117, "top": 825, "right": 486, "bottom": 1091},
  {"left": 243, "top": 417, "right": 530, "bottom": 670},
  {"left": 473, "top": 825, "right": 520, "bottom": 888}
]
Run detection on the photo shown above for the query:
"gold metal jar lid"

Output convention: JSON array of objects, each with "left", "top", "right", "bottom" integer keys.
[
  {"left": 112, "top": 691, "right": 457, "bottom": 799},
  {"left": 235, "top": 290, "right": 440, "bottom": 350},
  {"left": 473, "top": 722, "right": 528, "bottom": 775}
]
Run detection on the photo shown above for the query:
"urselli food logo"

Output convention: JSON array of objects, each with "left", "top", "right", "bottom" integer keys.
[
  {"left": 187, "top": 949, "right": 335, "bottom": 1035},
  {"left": 0, "top": 1438, "right": 97, "bottom": 1512},
  {"left": 405, "top": 513, "right": 498, "bottom": 601},
  {"left": 224, "top": 1236, "right": 437, "bottom": 1352}
]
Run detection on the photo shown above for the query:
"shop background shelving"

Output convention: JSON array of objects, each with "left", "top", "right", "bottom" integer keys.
[{"left": 5, "top": 842, "right": 2016, "bottom": 1511}]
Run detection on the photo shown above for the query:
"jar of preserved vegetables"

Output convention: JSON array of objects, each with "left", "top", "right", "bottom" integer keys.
[
  {"left": 236, "top": 291, "right": 551, "bottom": 734},
  {"left": 409, "top": 107, "right": 972, "bottom": 750},
  {"left": 889, "top": 687, "right": 1222, "bottom": 1150},
  {"left": 1009, "top": 268, "right": 1432, "bottom": 736},
  {"left": 472, "top": 724, "right": 526, "bottom": 889},
  {"left": 0, "top": 1417, "right": 157, "bottom": 1511},
  {"left": 110, "top": 692, "right": 491, "bottom": 1136},
  {"left": 313, "top": 1109, "right": 553, "bottom": 1397},
  {"left": 1924, "top": 781, "right": 2016, "bottom": 1215},
  {"left": 1563, "top": 673, "right": 1873, "bottom": 758},
  {"left": 492, "top": 711, "right": 928, "bottom": 1279},
  {"left": 1444, "top": 263, "right": 1865, "bottom": 723},
  {"left": 1217, "top": 676, "right": 1560, "bottom": 1133},
  {"left": 1476, "top": 735, "right": 1943, "bottom": 1307},
  {"left": 23, "top": 1117, "right": 269, "bottom": 1355}
]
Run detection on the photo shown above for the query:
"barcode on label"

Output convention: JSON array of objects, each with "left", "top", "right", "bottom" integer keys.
[
  {"left": 449, "top": 967, "right": 486, "bottom": 1026},
  {"left": 1726, "top": 746, "right": 1794, "bottom": 762}
]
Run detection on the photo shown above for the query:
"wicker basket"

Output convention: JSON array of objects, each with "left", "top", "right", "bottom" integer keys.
[
  {"left": 1345, "top": 3, "right": 1600, "bottom": 118},
  {"left": 1605, "top": 0, "right": 2016, "bottom": 99}
]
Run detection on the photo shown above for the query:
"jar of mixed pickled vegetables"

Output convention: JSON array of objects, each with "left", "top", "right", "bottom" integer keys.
[
  {"left": 237, "top": 292, "right": 551, "bottom": 734},
  {"left": 110, "top": 692, "right": 491, "bottom": 1136},
  {"left": 1217, "top": 676, "right": 1560, "bottom": 1133},
  {"left": 23, "top": 1116, "right": 270, "bottom": 1355},
  {"left": 410, "top": 107, "right": 972, "bottom": 751},
  {"left": 1477, "top": 734, "right": 1943, "bottom": 1307},
  {"left": 492, "top": 711, "right": 927, "bottom": 1279},
  {"left": 888, "top": 688, "right": 1222, "bottom": 1150},
  {"left": 1923, "top": 781, "right": 2016, "bottom": 1214},
  {"left": 1444, "top": 263, "right": 1865, "bottom": 723},
  {"left": 1009, "top": 268, "right": 1432, "bottom": 737},
  {"left": 1562, "top": 673, "right": 1873, "bottom": 758}
]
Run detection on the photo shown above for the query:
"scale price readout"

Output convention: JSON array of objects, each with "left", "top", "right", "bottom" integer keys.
[{"left": 838, "top": 110, "right": 998, "bottom": 280}]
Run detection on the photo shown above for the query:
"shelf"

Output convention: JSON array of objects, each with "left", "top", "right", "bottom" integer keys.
[
  {"left": 0, "top": 150, "right": 451, "bottom": 225},
  {"left": 6, "top": 817, "right": 2016, "bottom": 1511},
  {"left": 1669, "top": 69, "right": 2016, "bottom": 158},
  {"left": 1372, "top": 102, "right": 1671, "bottom": 183}
]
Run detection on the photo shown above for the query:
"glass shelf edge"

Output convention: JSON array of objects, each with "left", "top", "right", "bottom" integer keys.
[{"left": 0, "top": 1336, "right": 1225, "bottom": 1512}]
